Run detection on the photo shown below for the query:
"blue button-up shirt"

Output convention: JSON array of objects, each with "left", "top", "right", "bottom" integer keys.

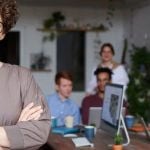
[{"left": 46, "top": 93, "right": 80, "bottom": 126}]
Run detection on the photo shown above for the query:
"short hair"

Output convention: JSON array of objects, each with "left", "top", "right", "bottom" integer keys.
[
  {"left": 94, "top": 67, "right": 113, "bottom": 81},
  {"left": 99, "top": 43, "right": 115, "bottom": 56},
  {"left": 0, "top": 0, "right": 19, "bottom": 34},
  {"left": 55, "top": 71, "right": 73, "bottom": 85}
]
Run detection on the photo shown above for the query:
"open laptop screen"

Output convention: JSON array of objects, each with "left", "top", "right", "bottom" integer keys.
[{"left": 101, "top": 83, "right": 124, "bottom": 127}]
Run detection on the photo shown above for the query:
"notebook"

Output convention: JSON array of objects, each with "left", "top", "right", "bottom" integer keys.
[
  {"left": 52, "top": 126, "right": 80, "bottom": 135},
  {"left": 72, "top": 137, "right": 94, "bottom": 147}
]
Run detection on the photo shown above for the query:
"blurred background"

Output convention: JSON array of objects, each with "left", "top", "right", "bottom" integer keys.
[{"left": 0, "top": 0, "right": 149, "bottom": 106}]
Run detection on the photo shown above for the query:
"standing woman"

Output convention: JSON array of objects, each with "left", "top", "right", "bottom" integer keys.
[
  {"left": 86, "top": 43, "right": 129, "bottom": 95},
  {"left": 0, "top": 0, "right": 50, "bottom": 149}
]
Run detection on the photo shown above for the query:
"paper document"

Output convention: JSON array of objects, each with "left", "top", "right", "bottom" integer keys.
[{"left": 72, "top": 137, "right": 94, "bottom": 147}]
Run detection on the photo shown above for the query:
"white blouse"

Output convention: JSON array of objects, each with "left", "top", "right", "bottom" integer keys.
[{"left": 86, "top": 65, "right": 129, "bottom": 94}]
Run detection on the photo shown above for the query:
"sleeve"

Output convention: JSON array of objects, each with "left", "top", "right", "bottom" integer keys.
[
  {"left": 4, "top": 68, "right": 50, "bottom": 149},
  {"left": 114, "top": 65, "right": 129, "bottom": 87},
  {"left": 86, "top": 66, "right": 97, "bottom": 93},
  {"left": 73, "top": 104, "right": 81, "bottom": 126}
]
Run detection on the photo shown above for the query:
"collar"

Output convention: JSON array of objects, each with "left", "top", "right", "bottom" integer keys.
[{"left": 55, "top": 92, "right": 70, "bottom": 103}]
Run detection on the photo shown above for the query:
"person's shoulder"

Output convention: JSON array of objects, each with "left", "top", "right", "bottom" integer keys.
[
  {"left": 46, "top": 93, "right": 57, "bottom": 100},
  {"left": 84, "top": 94, "right": 97, "bottom": 100},
  {"left": 114, "top": 64, "right": 126, "bottom": 71},
  {"left": 68, "top": 98, "right": 79, "bottom": 108},
  {"left": 3, "top": 63, "right": 28, "bottom": 71},
  {"left": 3, "top": 63, "right": 31, "bottom": 77},
  {"left": 112, "top": 61, "right": 120, "bottom": 69},
  {"left": 82, "top": 94, "right": 97, "bottom": 104}
]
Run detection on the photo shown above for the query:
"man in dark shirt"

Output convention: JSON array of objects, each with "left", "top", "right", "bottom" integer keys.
[{"left": 81, "top": 68, "right": 112, "bottom": 124}]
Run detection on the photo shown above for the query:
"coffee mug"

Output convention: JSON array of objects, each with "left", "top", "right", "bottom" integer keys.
[
  {"left": 51, "top": 116, "right": 57, "bottom": 128},
  {"left": 65, "top": 116, "right": 74, "bottom": 128},
  {"left": 125, "top": 115, "right": 135, "bottom": 128},
  {"left": 84, "top": 125, "right": 95, "bottom": 142}
]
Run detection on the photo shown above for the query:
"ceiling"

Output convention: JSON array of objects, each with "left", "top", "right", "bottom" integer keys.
[{"left": 16, "top": 0, "right": 149, "bottom": 8}]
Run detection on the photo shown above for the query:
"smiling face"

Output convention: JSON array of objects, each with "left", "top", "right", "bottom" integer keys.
[
  {"left": 97, "top": 72, "right": 111, "bottom": 93},
  {"left": 101, "top": 46, "right": 114, "bottom": 63},
  {"left": 56, "top": 78, "right": 73, "bottom": 100}
]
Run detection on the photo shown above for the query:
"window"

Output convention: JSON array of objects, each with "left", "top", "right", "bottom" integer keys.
[
  {"left": 0, "top": 31, "right": 20, "bottom": 65},
  {"left": 57, "top": 31, "right": 85, "bottom": 91}
]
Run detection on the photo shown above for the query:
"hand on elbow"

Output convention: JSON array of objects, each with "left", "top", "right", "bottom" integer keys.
[{"left": 18, "top": 102, "right": 43, "bottom": 122}]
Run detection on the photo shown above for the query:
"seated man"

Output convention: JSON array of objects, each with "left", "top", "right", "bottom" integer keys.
[
  {"left": 46, "top": 71, "right": 80, "bottom": 126},
  {"left": 81, "top": 68, "right": 112, "bottom": 124}
]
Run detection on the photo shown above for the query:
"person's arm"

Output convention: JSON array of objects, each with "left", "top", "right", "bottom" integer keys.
[
  {"left": 0, "top": 102, "right": 43, "bottom": 148},
  {"left": 0, "top": 127, "right": 10, "bottom": 148},
  {"left": 73, "top": 104, "right": 81, "bottom": 126},
  {"left": 81, "top": 97, "right": 89, "bottom": 125},
  {"left": 115, "top": 65, "right": 129, "bottom": 86},
  {"left": 3, "top": 68, "right": 50, "bottom": 149}
]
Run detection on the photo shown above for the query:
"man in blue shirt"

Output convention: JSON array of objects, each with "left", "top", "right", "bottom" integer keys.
[{"left": 46, "top": 71, "right": 80, "bottom": 126}]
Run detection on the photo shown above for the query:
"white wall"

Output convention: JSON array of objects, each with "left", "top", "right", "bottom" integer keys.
[
  {"left": 132, "top": 4, "right": 150, "bottom": 48},
  {"left": 13, "top": 6, "right": 125, "bottom": 106}
]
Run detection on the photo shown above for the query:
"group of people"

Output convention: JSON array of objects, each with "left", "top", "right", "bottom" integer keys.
[
  {"left": 0, "top": 0, "right": 129, "bottom": 149},
  {"left": 46, "top": 43, "right": 129, "bottom": 125}
]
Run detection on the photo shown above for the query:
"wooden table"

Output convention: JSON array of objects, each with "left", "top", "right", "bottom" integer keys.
[{"left": 45, "top": 130, "right": 150, "bottom": 150}]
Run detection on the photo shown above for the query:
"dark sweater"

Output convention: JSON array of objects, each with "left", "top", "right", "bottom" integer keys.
[{"left": 81, "top": 94, "right": 103, "bottom": 124}]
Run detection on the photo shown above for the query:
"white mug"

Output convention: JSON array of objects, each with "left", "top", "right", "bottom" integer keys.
[{"left": 65, "top": 116, "right": 74, "bottom": 128}]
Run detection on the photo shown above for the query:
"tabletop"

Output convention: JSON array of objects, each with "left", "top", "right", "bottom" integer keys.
[{"left": 45, "top": 129, "right": 150, "bottom": 150}]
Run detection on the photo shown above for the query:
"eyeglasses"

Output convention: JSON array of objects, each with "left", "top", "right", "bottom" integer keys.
[{"left": 0, "top": 22, "right": 3, "bottom": 33}]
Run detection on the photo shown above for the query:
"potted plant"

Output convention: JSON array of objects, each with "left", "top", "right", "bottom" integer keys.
[
  {"left": 112, "top": 133, "right": 123, "bottom": 150},
  {"left": 43, "top": 11, "right": 65, "bottom": 29},
  {"left": 126, "top": 45, "right": 150, "bottom": 123},
  {"left": 42, "top": 11, "right": 66, "bottom": 41}
]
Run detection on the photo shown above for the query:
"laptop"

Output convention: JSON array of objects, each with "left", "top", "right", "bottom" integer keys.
[
  {"left": 88, "top": 107, "right": 102, "bottom": 128},
  {"left": 88, "top": 107, "right": 126, "bottom": 129}
]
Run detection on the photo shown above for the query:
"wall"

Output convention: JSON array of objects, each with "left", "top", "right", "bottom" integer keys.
[
  {"left": 13, "top": 6, "right": 125, "bottom": 106},
  {"left": 132, "top": 4, "right": 150, "bottom": 48}
]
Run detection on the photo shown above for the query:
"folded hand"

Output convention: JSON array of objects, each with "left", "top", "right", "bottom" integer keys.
[{"left": 18, "top": 102, "right": 43, "bottom": 122}]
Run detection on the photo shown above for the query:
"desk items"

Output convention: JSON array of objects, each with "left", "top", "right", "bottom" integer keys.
[
  {"left": 65, "top": 116, "right": 74, "bottom": 128},
  {"left": 129, "top": 117, "right": 150, "bottom": 141},
  {"left": 51, "top": 116, "right": 57, "bottom": 128},
  {"left": 72, "top": 137, "right": 94, "bottom": 147},
  {"left": 84, "top": 125, "right": 95, "bottom": 142},
  {"left": 52, "top": 126, "right": 80, "bottom": 135},
  {"left": 112, "top": 133, "right": 123, "bottom": 150},
  {"left": 125, "top": 115, "right": 135, "bottom": 128},
  {"left": 64, "top": 134, "right": 77, "bottom": 138},
  {"left": 129, "top": 124, "right": 150, "bottom": 132}
]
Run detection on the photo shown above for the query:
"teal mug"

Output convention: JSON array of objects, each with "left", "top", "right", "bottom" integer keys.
[
  {"left": 51, "top": 116, "right": 57, "bottom": 128},
  {"left": 84, "top": 125, "right": 95, "bottom": 142}
]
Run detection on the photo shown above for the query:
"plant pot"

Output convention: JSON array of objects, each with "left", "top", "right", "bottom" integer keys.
[{"left": 112, "top": 145, "right": 123, "bottom": 150}]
